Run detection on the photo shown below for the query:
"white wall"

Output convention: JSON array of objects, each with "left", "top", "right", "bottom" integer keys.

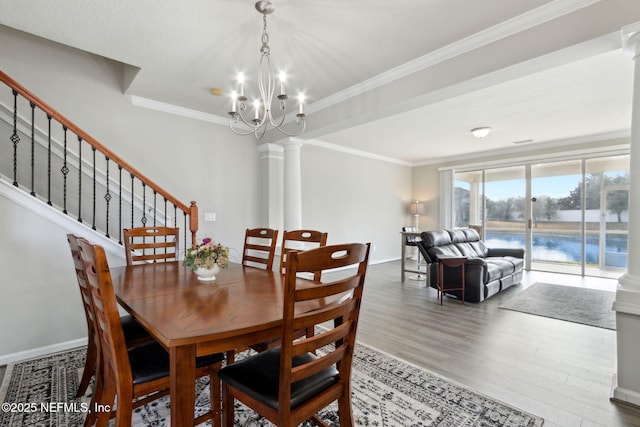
[
  {"left": 300, "top": 144, "right": 412, "bottom": 262},
  {"left": 0, "top": 26, "right": 261, "bottom": 360},
  {"left": 0, "top": 25, "right": 415, "bottom": 360}
]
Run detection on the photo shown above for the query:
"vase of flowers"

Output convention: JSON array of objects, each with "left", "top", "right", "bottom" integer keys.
[{"left": 183, "top": 237, "right": 230, "bottom": 281}]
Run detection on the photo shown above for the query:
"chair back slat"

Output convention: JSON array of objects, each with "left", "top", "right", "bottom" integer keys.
[
  {"left": 78, "top": 239, "right": 132, "bottom": 384},
  {"left": 123, "top": 226, "right": 179, "bottom": 265},
  {"left": 277, "top": 242, "right": 370, "bottom": 422},
  {"left": 242, "top": 228, "right": 279, "bottom": 270},
  {"left": 279, "top": 229, "right": 328, "bottom": 281}
]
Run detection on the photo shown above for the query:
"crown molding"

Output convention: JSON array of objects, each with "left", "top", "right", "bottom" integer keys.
[
  {"left": 304, "top": 139, "right": 412, "bottom": 167},
  {"left": 127, "top": 95, "right": 228, "bottom": 126},
  {"left": 307, "top": 0, "right": 601, "bottom": 115}
]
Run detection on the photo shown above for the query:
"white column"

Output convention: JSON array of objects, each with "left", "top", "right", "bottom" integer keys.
[
  {"left": 613, "top": 23, "right": 640, "bottom": 407},
  {"left": 282, "top": 138, "right": 303, "bottom": 231},
  {"left": 257, "top": 143, "right": 284, "bottom": 230}
]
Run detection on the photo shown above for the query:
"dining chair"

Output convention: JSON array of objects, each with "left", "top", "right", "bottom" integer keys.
[
  {"left": 66, "top": 234, "right": 151, "bottom": 401},
  {"left": 123, "top": 226, "right": 180, "bottom": 265},
  {"left": 218, "top": 242, "right": 371, "bottom": 427},
  {"left": 245, "top": 229, "right": 329, "bottom": 353},
  {"left": 241, "top": 227, "right": 279, "bottom": 270},
  {"left": 77, "top": 238, "right": 224, "bottom": 427},
  {"left": 279, "top": 229, "right": 328, "bottom": 282}
]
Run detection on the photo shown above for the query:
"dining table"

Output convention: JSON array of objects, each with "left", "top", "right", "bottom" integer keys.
[{"left": 109, "top": 261, "right": 332, "bottom": 427}]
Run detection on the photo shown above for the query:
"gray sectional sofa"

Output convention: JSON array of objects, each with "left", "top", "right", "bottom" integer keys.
[{"left": 416, "top": 228, "right": 524, "bottom": 303}]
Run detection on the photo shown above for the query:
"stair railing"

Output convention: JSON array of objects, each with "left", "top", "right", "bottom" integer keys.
[{"left": 0, "top": 70, "right": 198, "bottom": 249}]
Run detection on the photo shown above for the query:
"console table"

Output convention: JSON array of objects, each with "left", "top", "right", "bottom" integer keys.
[{"left": 400, "top": 231, "right": 427, "bottom": 283}]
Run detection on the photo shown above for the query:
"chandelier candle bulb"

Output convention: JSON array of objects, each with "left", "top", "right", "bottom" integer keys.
[
  {"left": 298, "top": 93, "right": 305, "bottom": 115},
  {"left": 253, "top": 99, "right": 260, "bottom": 120},
  {"left": 279, "top": 71, "right": 286, "bottom": 95},
  {"left": 228, "top": 1, "right": 306, "bottom": 138},
  {"left": 231, "top": 91, "right": 237, "bottom": 113},
  {"left": 237, "top": 73, "right": 245, "bottom": 99}
]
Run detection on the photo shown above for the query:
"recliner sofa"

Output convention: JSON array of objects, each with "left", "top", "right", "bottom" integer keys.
[{"left": 417, "top": 228, "right": 524, "bottom": 303}]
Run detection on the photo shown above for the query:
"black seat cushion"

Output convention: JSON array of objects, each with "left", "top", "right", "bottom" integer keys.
[
  {"left": 120, "top": 314, "right": 150, "bottom": 342},
  {"left": 128, "top": 341, "right": 224, "bottom": 385},
  {"left": 218, "top": 347, "right": 339, "bottom": 411}
]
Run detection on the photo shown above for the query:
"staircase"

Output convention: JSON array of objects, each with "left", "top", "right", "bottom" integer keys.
[{"left": 0, "top": 70, "right": 199, "bottom": 249}]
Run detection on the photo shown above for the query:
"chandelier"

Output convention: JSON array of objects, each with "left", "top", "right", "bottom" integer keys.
[{"left": 228, "top": 1, "right": 306, "bottom": 139}]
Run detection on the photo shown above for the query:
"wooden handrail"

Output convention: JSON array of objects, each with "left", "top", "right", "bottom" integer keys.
[{"left": 0, "top": 70, "right": 198, "bottom": 245}]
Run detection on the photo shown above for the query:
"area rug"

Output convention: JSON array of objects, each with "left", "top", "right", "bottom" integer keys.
[
  {"left": 0, "top": 342, "right": 544, "bottom": 427},
  {"left": 500, "top": 282, "right": 616, "bottom": 330}
]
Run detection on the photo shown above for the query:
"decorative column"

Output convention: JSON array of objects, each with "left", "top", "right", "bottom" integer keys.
[
  {"left": 282, "top": 138, "right": 303, "bottom": 231},
  {"left": 257, "top": 143, "right": 284, "bottom": 230},
  {"left": 613, "top": 23, "right": 640, "bottom": 407}
]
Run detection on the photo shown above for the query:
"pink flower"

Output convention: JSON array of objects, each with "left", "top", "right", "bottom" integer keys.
[{"left": 202, "top": 238, "right": 212, "bottom": 244}]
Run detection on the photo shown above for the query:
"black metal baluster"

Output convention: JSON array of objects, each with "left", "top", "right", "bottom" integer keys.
[
  {"left": 29, "top": 103, "right": 35, "bottom": 196},
  {"left": 11, "top": 90, "right": 20, "bottom": 187},
  {"left": 163, "top": 198, "right": 168, "bottom": 228},
  {"left": 77, "top": 136, "right": 83, "bottom": 223},
  {"left": 141, "top": 182, "right": 147, "bottom": 226},
  {"left": 183, "top": 212, "right": 187, "bottom": 254},
  {"left": 104, "top": 156, "right": 111, "bottom": 238},
  {"left": 152, "top": 190, "right": 157, "bottom": 260},
  {"left": 46, "top": 115, "right": 52, "bottom": 205},
  {"left": 61, "top": 127, "right": 69, "bottom": 214},
  {"left": 118, "top": 166, "right": 123, "bottom": 244},
  {"left": 153, "top": 190, "right": 157, "bottom": 227},
  {"left": 130, "top": 173, "right": 135, "bottom": 229},
  {"left": 91, "top": 146, "right": 96, "bottom": 230}
]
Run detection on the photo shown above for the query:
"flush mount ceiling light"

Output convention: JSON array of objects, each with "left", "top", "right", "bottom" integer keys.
[
  {"left": 470, "top": 127, "right": 492, "bottom": 138},
  {"left": 228, "top": 1, "right": 306, "bottom": 139}
]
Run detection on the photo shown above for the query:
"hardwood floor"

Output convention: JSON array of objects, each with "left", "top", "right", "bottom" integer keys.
[
  {"left": 353, "top": 260, "right": 640, "bottom": 427},
  {"left": 1, "top": 261, "right": 638, "bottom": 425}
]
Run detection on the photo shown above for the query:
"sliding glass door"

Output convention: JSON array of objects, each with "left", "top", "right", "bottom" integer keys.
[
  {"left": 452, "top": 154, "right": 629, "bottom": 277},
  {"left": 585, "top": 156, "right": 630, "bottom": 275},
  {"left": 531, "top": 160, "right": 583, "bottom": 275},
  {"left": 483, "top": 166, "right": 526, "bottom": 252}
]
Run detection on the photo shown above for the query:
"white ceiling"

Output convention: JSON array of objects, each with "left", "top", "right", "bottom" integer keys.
[{"left": 1, "top": 0, "right": 638, "bottom": 165}]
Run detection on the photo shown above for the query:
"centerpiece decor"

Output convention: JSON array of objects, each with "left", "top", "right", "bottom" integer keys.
[{"left": 184, "top": 237, "right": 230, "bottom": 281}]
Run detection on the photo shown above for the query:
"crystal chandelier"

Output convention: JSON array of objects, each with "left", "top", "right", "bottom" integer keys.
[{"left": 228, "top": 1, "right": 306, "bottom": 139}]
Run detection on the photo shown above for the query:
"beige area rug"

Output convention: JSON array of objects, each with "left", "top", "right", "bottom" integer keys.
[
  {"left": 0, "top": 342, "right": 544, "bottom": 426},
  {"left": 500, "top": 282, "right": 616, "bottom": 330}
]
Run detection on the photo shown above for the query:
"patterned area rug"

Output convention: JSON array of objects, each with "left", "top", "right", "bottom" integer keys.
[
  {"left": 500, "top": 282, "right": 616, "bottom": 330},
  {"left": 0, "top": 342, "right": 544, "bottom": 426}
]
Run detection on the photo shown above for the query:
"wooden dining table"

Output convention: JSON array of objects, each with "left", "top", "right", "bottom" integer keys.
[{"left": 110, "top": 261, "right": 330, "bottom": 427}]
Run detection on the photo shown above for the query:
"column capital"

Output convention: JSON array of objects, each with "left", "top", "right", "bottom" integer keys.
[
  {"left": 257, "top": 143, "right": 284, "bottom": 160},
  {"left": 280, "top": 137, "right": 305, "bottom": 151},
  {"left": 622, "top": 22, "right": 640, "bottom": 57}
]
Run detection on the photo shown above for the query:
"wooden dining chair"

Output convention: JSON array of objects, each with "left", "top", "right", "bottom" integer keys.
[
  {"left": 244, "top": 229, "right": 329, "bottom": 353},
  {"left": 77, "top": 238, "right": 224, "bottom": 427},
  {"left": 279, "top": 229, "right": 328, "bottom": 282},
  {"left": 241, "top": 227, "right": 279, "bottom": 270},
  {"left": 66, "top": 234, "right": 151, "bottom": 401},
  {"left": 123, "top": 226, "right": 180, "bottom": 265},
  {"left": 219, "top": 242, "right": 371, "bottom": 427}
]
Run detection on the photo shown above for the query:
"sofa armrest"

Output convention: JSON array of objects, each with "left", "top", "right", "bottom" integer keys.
[{"left": 487, "top": 247, "right": 525, "bottom": 258}]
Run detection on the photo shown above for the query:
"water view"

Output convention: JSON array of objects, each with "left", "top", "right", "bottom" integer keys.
[{"left": 485, "top": 231, "right": 628, "bottom": 268}]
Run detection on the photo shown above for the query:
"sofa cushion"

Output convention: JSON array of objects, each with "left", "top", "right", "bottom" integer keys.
[
  {"left": 484, "top": 258, "right": 516, "bottom": 282},
  {"left": 448, "top": 228, "right": 480, "bottom": 243},
  {"left": 424, "top": 230, "right": 451, "bottom": 247},
  {"left": 430, "top": 245, "right": 463, "bottom": 258}
]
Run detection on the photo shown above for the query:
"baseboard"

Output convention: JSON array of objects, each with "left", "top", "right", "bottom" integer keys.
[
  {"left": 0, "top": 338, "right": 87, "bottom": 366},
  {"left": 369, "top": 257, "right": 400, "bottom": 265},
  {"left": 611, "top": 373, "right": 640, "bottom": 409}
]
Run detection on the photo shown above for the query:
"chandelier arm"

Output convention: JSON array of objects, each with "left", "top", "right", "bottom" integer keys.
[
  {"left": 229, "top": 121, "right": 260, "bottom": 136},
  {"left": 272, "top": 119, "right": 306, "bottom": 137},
  {"left": 228, "top": 1, "right": 306, "bottom": 138}
]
